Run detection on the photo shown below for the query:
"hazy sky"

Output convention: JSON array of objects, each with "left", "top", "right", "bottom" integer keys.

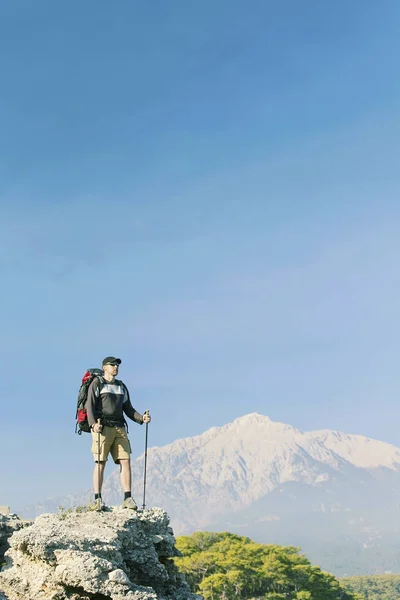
[{"left": 1, "top": 0, "right": 400, "bottom": 510}]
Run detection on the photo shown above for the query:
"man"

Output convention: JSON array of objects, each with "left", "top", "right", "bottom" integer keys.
[{"left": 86, "top": 356, "right": 151, "bottom": 510}]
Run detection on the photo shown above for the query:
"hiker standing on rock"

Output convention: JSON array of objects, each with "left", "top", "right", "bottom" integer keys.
[{"left": 86, "top": 356, "right": 151, "bottom": 510}]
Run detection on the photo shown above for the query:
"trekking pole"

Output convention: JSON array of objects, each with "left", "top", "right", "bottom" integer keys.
[
  {"left": 142, "top": 410, "right": 150, "bottom": 510},
  {"left": 97, "top": 419, "right": 101, "bottom": 511}
]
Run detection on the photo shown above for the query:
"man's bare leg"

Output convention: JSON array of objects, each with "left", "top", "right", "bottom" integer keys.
[
  {"left": 119, "top": 459, "right": 132, "bottom": 492},
  {"left": 120, "top": 459, "right": 137, "bottom": 509}
]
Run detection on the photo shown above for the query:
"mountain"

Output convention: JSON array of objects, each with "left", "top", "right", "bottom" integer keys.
[{"left": 18, "top": 413, "right": 400, "bottom": 576}]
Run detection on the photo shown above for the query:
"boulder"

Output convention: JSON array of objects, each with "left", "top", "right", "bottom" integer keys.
[{"left": 0, "top": 506, "right": 201, "bottom": 600}]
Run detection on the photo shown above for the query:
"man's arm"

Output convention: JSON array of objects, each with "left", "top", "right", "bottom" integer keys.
[
  {"left": 122, "top": 385, "right": 144, "bottom": 424},
  {"left": 86, "top": 378, "right": 101, "bottom": 428}
]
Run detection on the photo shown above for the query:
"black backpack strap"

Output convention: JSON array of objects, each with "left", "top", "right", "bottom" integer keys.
[
  {"left": 117, "top": 379, "right": 130, "bottom": 433},
  {"left": 93, "top": 375, "right": 104, "bottom": 423}
]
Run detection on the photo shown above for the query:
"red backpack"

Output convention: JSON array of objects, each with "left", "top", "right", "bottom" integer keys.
[{"left": 75, "top": 368, "right": 103, "bottom": 434}]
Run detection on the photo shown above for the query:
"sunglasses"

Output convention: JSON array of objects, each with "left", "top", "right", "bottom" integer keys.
[{"left": 105, "top": 363, "right": 119, "bottom": 367}]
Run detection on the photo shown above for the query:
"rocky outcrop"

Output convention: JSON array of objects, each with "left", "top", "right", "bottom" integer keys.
[
  {"left": 0, "top": 512, "right": 31, "bottom": 567},
  {"left": 0, "top": 506, "right": 201, "bottom": 600}
]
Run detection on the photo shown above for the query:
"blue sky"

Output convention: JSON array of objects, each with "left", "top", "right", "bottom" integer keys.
[{"left": 1, "top": 0, "right": 400, "bottom": 510}]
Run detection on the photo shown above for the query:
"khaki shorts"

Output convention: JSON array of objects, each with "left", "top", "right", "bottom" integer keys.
[{"left": 91, "top": 425, "right": 131, "bottom": 464}]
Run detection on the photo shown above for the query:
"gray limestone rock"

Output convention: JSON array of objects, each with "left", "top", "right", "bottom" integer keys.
[
  {"left": 0, "top": 513, "right": 31, "bottom": 567},
  {"left": 0, "top": 506, "right": 201, "bottom": 600}
]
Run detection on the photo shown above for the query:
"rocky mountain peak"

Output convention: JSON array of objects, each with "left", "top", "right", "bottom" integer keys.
[
  {"left": 192, "top": 412, "right": 302, "bottom": 451},
  {"left": 232, "top": 412, "right": 272, "bottom": 424},
  {"left": 217, "top": 412, "right": 300, "bottom": 433}
]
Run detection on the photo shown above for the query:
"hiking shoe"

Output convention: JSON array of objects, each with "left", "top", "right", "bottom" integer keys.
[
  {"left": 89, "top": 498, "right": 105, "bottom": 512},
  {"left": 122, "top": 497, "right": 137, "bottom": 510}
]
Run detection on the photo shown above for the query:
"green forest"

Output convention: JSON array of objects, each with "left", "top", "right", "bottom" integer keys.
[
  {"left": 173, "top": 531, "right": 361, "bottom": 600},
  {"left": 340, "top": 574, "right": 400, "bottom": 600}
]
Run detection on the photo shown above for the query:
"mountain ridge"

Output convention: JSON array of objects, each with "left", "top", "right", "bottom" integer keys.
[{"left": 141, "top": 412, "right": 400, "bottom": 471}]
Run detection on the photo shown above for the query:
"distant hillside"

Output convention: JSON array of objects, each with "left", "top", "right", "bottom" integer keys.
[{"left": 341, "top": 574, "right": 400, "bottom": 599}]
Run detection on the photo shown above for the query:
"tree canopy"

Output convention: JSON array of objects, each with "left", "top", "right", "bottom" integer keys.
[{"left": 174, "top": 531, "right": 361, "bottom": 600}]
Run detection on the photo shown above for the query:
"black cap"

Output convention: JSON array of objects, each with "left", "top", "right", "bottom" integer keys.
[{"left": 102, "top": 356, "right": 122, "bottom": 367}]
